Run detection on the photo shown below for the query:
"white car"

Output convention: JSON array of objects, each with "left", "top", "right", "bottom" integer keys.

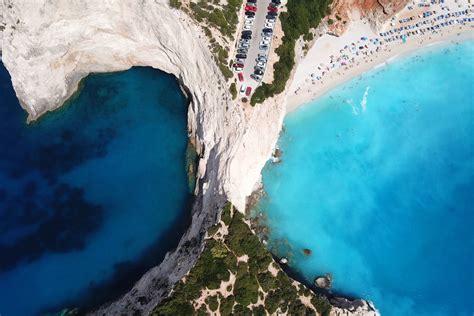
[
  {"left": 260, "top": 39, "right": 270, "bottom": 46},
  {"left": 265, "top": 22, "right": 274, "bottom": 29},
  {"left": 257, "top": 61, "right": 265, "bottom": 67},
  {"left": 243, "top": 24, "right": 252, "bottom": 30},
  {"left": 239, "top": 84, "right": 247, "bottom": 96},
  {"left": 240, "top": 42, "right": 249, "bottom": 48},
  {"left": 263, "top": 36, "right": 271, "bottom": 41},
  {"left": 265, "top": 19, "right": 275, "bottom": 25},
  {"left": 259, "top": 45, "right": 269, "bottom": 51},
  {"left": 245, "top": 19, "right": 253, "bottom": 25}
]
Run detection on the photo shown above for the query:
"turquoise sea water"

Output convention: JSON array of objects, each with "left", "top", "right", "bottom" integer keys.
[
  {"left": 0, "top": 65, "right": 191, "bottom": 315},
  {"left": 258, "top": 41, "right": 474, "bottom": 315}
]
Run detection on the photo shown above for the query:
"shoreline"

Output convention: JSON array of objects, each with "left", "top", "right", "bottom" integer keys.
[{"left": 286, "top": 3, "right": 473, "bottom": 113}]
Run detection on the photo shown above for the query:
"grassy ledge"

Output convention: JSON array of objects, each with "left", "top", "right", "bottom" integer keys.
[{"left": 152, "top": 202, "right": 332, "bottom": 315}]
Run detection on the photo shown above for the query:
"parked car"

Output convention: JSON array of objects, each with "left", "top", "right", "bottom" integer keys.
[
  {"left": 254, "top": 65, "right": 264, "bottom": 72},
  {"left": 265, "top": 22, "right": 273, "bottom": 29},
  {"left": 242, "top": 34, "right": 252, "bottom": 40},
  {"left": 259, "top": 44, "right": 269, "bottom": 51},
  {"left": 267, "top": 11, "right": 277, "bottom": 17},
  {"left": 260, "top": 39, "right": 270, "bottom": 46},
  {"left": 262, "top": 36, "right": 271, "bottom": 41},
  {"left": 245, "top": 5, "right": 257, "bottom": 12},
  {"left": 233, "top": 63, "right": 244, "bottom": 71},
  {"left": 243, "top": 24, "right": 252, "bottom": 30},
  {"left": 240, "top": 38, "right": 250, "bottom": 43},
  {"left": 245, "top": 86, "right": 252, "bottom": 96},
  {"left": 250, "top": 73, "right": 262, "bottom": 82},
  {"left": 268, "top": 6, "right": 278, "bottom": 12},
  {"left": 257, "top": 54, "right": 267, "bottom": 62},
  {"left": 266, "top": 15, "right": 276, "bottom": 20},
  {"left": 239, "top": 85, "right": 247, "bottom": 96},
  {"left": 262, "top": 28, "right": 273, "bottom": 33},
  {"left": 239, "top": 42, "right": 249, "bottom": 48},
  {"left": 247, "top": 0, "right": 257, "bottom": 4},
  {"left": 238, "top": 72, "right": 244, "bottom": 82},
  {"left": 235, "top": 58, "right": 245, "bottom": 64},
  {"left": 257, "top": 61, "right": 265, "bottom": 67},
  {"left": 245, "top": 11, "right": 255, "bottom": 17},
  {"left": 237, "top": 48, "right": 248, "bottom": 54},
  {"left": 236, "top": 54, "right": 247, "bottom": 59},
  {"left": 254, "top": 69, "right": 264, "bottom": 76}
]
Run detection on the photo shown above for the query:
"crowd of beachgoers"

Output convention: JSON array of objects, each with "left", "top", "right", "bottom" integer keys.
[
  {"left": 290, "top": 0, "right": 473, "bottom": 102},
  {"left": 309, "top": 3, "right": 471, "bottom": 83}
]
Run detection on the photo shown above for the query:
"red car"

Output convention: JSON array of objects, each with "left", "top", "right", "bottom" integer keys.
[
  {"left": 245, "top": 86, "right": 252, "bottom": 96},
  {"left": 238, "top": 72, "right": 244, "bottom": 82},
  {"left": 268, "top": 5, "right": 278, "bottom": 12},
  {"left": 245, "top": 5, "right": 257, "bottom": 12}
]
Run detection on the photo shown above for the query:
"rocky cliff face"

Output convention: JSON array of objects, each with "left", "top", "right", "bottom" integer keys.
[{"left": 327, "top": 0, "right": 409, "bottom": 35}]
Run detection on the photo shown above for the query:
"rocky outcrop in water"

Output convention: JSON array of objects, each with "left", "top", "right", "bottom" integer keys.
[{"left": 315, "top": 273, "right": 333, "bottom": 289}]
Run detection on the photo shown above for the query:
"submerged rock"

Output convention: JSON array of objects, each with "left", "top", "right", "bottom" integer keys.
[
  {"left": 280, "top": 257, "right": 288, "bottom": 264},
  {"left": 303, "top": 248, "right": 312, "bottom": 256},
  {"left": 314, "top": 273, "right": 332, "bottom": 289}
]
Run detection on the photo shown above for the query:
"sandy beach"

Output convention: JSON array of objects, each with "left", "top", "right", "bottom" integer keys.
[{"left": 286, "top": 0, "right": 473, "bottom": 112}]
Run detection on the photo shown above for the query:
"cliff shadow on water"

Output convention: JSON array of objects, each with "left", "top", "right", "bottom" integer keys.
[{"left": 0, "top": 63, "right": 194, "bottom": 316}]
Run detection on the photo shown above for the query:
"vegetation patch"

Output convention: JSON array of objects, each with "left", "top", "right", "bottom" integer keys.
[
  {"left": 185, "top": 0, "right": 243, "bottom": 80},
  {"left": 152, "top": 202, "right": 332, "bottom": 315}
]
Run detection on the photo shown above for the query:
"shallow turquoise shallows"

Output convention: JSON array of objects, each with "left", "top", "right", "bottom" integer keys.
[
  {"left": 257, "top": 41, "right": 474, "bottom": 316},
  {"left": 0, "top": 65, "right": 191, "bottom": 316}
]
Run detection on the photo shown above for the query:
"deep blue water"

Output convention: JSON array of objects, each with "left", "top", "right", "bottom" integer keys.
[
  {"left": 258, "top": 41, "right": 474, "bottom": 315},
  {"left": 0, "top": 64, "right": 191, "bottom": 316}
]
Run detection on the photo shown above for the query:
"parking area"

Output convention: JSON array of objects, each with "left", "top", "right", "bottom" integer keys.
[{"left": 232, "top": 0, "right": 281, "bottom": 99}]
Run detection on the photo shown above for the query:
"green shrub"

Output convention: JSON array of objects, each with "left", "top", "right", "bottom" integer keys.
[
  {"left": 221, "top": 202, "right": 232, "bottom": 225},
  {"left": 234, "top": 273, "right": 259, "bottom": 306},
  {"left": 207, "top": 223, "right": 220, "bottom": 237},
  {"left": 230, "top": 83, "right": 237, "bottom": 99},
  {"left": 219, "top": 63, "right": 233, "bottom": 80},
  {"left": 257, "top": 272, "right": 277, "bottom": 292},
  {"left": 206, "top": 295, "right": 219, "bottom": 312},
  {"left": 211, "top": 242, "right": 229, "bottom": 259},
  {"left": 169, "top": 0, "right": 181, "bottom": 9},
  {"left": 233, "top": 304, "right": 252, "bottom": 316},
  {"left": 220, "top": 295, "right": 235, "bottom": 315},
  {"left": 311, "top": 295, "right": 332, "bottom": 316}
]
